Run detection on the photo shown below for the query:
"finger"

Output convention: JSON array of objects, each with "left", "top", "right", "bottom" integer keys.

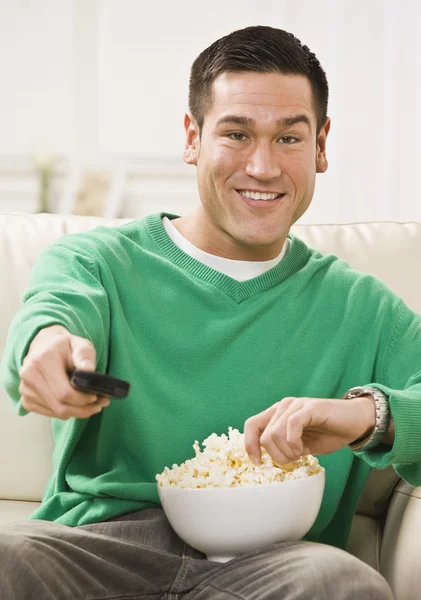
[
  {"left": 69, "top": 335, "right": 97, "bottom": 371},
  {"left": 262, "top": 421, "right": 302, "bottom": 465},
  {"left": 244, "top": 398, "right": 298, "bottom": 464},
  {"left": 20, "top": 348, "right": 95, "bottom": 407},
  {"left": 97, "top": 395, "right": 111, "bottom": 404},
  {"left": 22, "top": 389, "right": 108, "bottom": 420},
  {"left": 21, "top": 393, "right": 55, "bottom": 417},
  {"left": 19, "top": 378, "right": 58, "bottom": 414},
  {"left": 20, "top": 369, "right": 109, "bottom": 415},
  {"left": 244, "top": 403, "right": 279, "bottom": 464},
  {"left": 261, "top": 403, "right": 308, "bottom": 464},
  {"left": 286, "top": 407, "right": 309, "bottom": 447},
  {"left": 20, "top": 331, "right": 101, "bottom": 409},
  {"left": 23, "top": 361, "right": 100, "bottom": 409}
]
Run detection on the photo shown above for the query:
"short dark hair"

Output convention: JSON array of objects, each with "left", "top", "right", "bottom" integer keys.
[{"left": 189, "top": 25, "right": 329, "bottom": 135}]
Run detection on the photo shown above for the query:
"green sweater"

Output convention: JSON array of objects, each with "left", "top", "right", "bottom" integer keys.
[{"left": 2, "top": 212, "right": 421, "bottom": 550}]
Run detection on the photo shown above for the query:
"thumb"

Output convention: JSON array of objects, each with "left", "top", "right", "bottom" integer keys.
[{"left": 69, "top": 335, "right": 97, "bottom": 372}]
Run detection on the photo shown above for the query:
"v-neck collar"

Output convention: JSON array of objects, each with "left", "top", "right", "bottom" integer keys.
[{"left": 144, "top": 212, "right": 310, "bottom": 303}]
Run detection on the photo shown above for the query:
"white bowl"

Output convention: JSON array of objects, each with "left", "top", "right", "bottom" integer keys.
[{"left": 158, "top": 468, "right": 325, "bottom": 562}]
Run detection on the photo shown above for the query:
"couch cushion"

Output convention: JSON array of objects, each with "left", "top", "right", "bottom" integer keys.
[
  {"left": 292, "top": 221, "right": 421, "bottom": 315},
  {"left": 380, "top": 486, "right": 421, "bottom": 597},
  {"left": 346, "top": 513, "right": 383, "bottom": 571},
  {"left": 355, "top": 466, "right": 400, "bottom": 518},
  {"left": 0, "top": 500, "right": 41, "bottom": 525}
]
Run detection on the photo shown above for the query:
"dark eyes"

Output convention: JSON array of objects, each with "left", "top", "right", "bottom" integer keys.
[
  {"left": 229, "top": 132, "right": 248, "bottom": 142},
  {"left": 279, "top": 136, "right": 298, "bottom": 144},
  {"left": 228, "top": 133, "right": 298, "bottom": 144}
]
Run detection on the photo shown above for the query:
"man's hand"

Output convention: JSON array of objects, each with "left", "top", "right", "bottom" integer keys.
[
  {"left": 18, "top": 325, "right": 110, "bottom": 420},
  {"left": 244, "top": 396, "right": 376, "bottom": 466}
]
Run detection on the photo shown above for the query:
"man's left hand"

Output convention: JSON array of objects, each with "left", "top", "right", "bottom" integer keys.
[{"left": 244, "top": 396, "right": 376, "bottom": 466}]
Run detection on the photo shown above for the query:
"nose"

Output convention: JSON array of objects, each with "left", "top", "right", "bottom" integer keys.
[{"left": 244, "top": 141, "right": 282, "bottom": 181}]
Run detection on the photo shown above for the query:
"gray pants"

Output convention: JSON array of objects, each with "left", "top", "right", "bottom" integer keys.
[{"left": 0, "top": 508, "right": 393, "bottom": 599}]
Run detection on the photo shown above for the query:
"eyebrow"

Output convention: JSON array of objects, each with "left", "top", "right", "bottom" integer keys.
[{"left": 215, "top": 114, "right": 312, "bottom": 130}]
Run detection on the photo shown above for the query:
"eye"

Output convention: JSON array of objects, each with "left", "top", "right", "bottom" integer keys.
[
  {"left": 279, "top": 136, "right": 299, "bottom": 144},
  {"left": 228, "top": 132, "right": 249, "bottom": 141}
]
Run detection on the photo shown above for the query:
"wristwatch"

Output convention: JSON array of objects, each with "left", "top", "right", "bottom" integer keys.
[{"left": 342, "top": 386, "right": 390, "bottom": 451}]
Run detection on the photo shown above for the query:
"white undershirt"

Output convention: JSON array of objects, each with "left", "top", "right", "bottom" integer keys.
[{"left": 162, "top": 216, "right": 290, "bottom": 282}]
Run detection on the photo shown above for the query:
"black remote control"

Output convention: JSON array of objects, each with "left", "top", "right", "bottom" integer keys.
[{"left": 69, "top": 369, "right": 130, "bottom": 398}]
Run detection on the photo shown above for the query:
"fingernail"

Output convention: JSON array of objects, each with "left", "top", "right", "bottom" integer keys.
[
  {"left": 250, "top": 454, "right": 260, "bottom": 466},
  {"left": 80, "top": 360, "right": 93, "bottom": 370}
]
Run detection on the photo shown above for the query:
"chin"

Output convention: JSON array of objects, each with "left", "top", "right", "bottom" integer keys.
[
  {"left": 233, "top": 238, "right": 282, "bottom": 260},
  {"left": 238, "top": 228, "right": 285, "bottom": 248}
]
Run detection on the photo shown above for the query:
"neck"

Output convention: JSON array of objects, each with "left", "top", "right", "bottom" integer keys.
[{"left": 171, "top": 212, "right": 286, "bottom": 262}]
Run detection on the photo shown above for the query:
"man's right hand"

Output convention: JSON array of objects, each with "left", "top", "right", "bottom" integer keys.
[{"left": 18, "top": 324, "right": 110, "bottom": 419}]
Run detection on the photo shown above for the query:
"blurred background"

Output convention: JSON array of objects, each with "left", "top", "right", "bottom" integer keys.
[{"left": 1, "top": 0, "right": 420, "bottom": 223}]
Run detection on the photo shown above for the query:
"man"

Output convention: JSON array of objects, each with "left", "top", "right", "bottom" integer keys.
[{"left": 2, "top": 24, "right": 418, "bottom": 599}]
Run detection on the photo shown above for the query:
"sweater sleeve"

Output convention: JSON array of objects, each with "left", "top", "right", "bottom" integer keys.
[
  {"left": 0, "top": 237, "right": 110, "bottom": 416},
  {"left": 354, "top": 300, "right": 421, "bottom": 486}
]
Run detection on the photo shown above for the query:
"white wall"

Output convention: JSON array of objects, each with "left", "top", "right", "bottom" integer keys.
[{"left": 1, "top": 0, "right": 420, "bottom": 223}]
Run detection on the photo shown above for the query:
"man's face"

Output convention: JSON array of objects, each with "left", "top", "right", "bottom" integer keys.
[{"left": 183, "top": 71, "right": 330, "bottom": 261}]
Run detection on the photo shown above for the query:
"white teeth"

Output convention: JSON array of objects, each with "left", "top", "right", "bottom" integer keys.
[{"left": 238, "top": 190, "right": 281, "bottom": 200}]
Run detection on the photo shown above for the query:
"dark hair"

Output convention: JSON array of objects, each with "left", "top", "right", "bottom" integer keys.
[{"left": 189, "top": 25, "right": 328, "bottom": 135}]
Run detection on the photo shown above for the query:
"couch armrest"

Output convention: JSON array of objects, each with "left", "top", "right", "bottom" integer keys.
[{"left": 380, "top": 482, "right": 421, "bottom": 599}]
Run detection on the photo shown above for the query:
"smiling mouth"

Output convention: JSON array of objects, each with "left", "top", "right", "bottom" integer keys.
[{"left": 236, "top": 190, "right": 285, "bottom": 203}]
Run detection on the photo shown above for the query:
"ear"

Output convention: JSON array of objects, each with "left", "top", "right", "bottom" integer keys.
[
  {"left": 183, "top": 113, "right": 200, "bottom": 165},
  {"left": 316, "top": 117, "right": 331, "bottom": 174}
]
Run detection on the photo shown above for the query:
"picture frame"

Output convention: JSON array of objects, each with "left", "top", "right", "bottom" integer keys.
[{"left": 59, "top": 161, "right": 128, "bottom": 217}]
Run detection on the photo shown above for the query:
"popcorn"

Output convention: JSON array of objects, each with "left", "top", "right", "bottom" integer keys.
[{"left": 156, "top": 427, "right": 321, "bottom": 489}]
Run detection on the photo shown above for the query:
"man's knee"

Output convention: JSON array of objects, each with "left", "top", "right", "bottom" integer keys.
[
  {"left": 0, "top": 529, "right": 30, "bottom": 588},
  {"left": 299, "top": 543, "right": 393, "bottom": 599},
  {"left": 0, "top": 522, "right": 54, "bottom": 597},
  {"left": 188, "top": 541, "right": 393, "bottom": 600}
]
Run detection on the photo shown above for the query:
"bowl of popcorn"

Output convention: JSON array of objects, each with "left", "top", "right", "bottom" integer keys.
[{"left": 156, "top": 427, "right": 325, "bottom": 563}]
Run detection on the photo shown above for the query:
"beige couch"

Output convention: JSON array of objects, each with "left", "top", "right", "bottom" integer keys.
[{"left": 1, "top": 212, "right": 421, "bottom": 599}]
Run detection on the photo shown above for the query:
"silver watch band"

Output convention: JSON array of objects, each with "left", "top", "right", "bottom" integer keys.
[{"left": 342, "top": 387, "right": 390, "bottom": 451}]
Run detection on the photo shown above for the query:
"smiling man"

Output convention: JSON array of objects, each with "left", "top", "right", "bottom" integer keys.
[
  {"left": 5, "top": 24, "right": 421, "bottom": 600},
  {"left": 177, "top": 70, "right": 329, "bottom": 261}
]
